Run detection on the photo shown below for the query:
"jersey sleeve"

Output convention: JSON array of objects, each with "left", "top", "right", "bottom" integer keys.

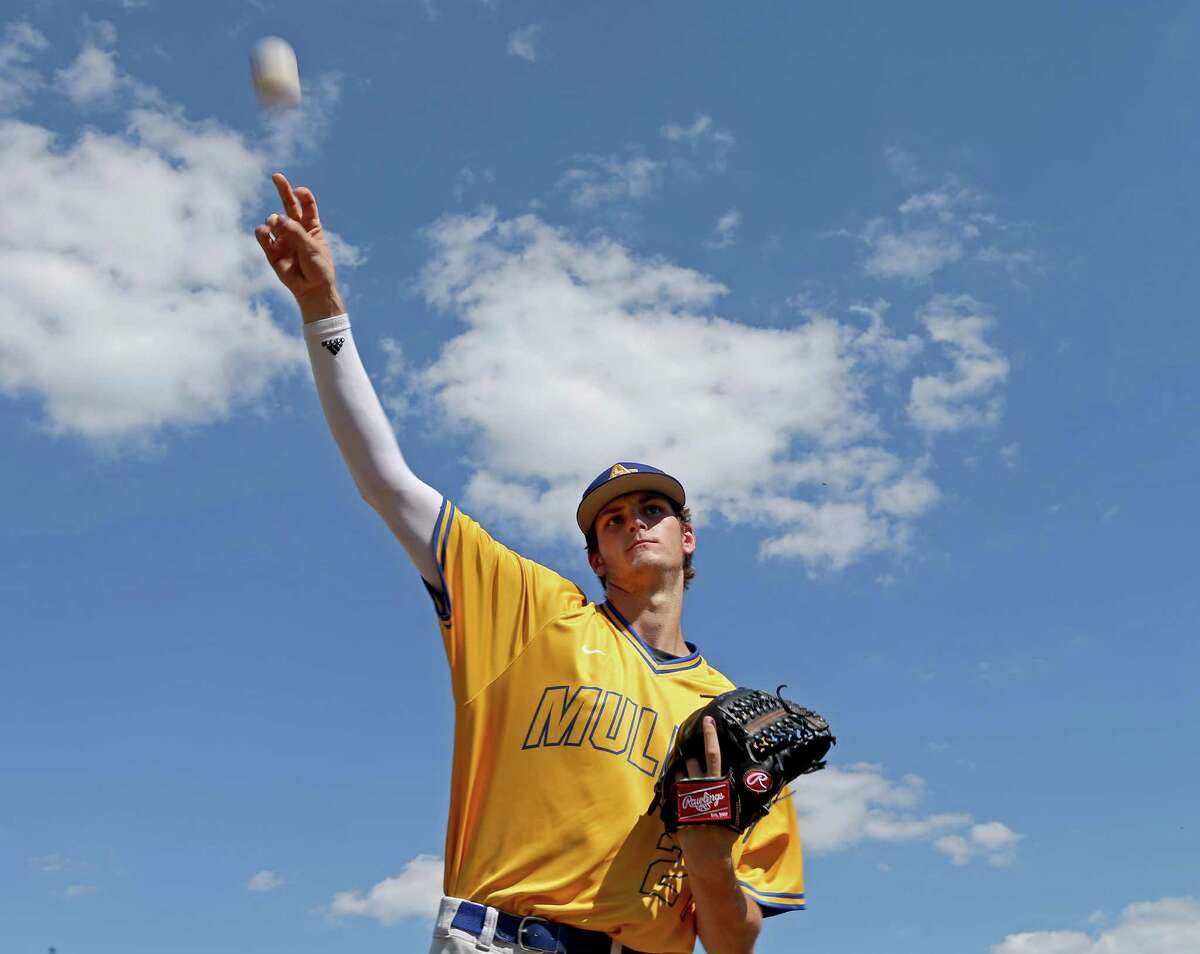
[
  {"left": 733, "top": 786, "right": 806, "bottom": 917},
  {"left": 427, "top": 499, "right": 587, "bottom": 704}
]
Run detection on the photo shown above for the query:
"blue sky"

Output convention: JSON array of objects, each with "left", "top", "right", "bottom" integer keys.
[{"left": 2, "top": 2, "right": 1198, "bottom": 953}]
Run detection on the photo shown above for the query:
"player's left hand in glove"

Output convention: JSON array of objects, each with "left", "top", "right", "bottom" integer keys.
[{"left": 648, "top": 687, "right": 835, "bottom": 834}]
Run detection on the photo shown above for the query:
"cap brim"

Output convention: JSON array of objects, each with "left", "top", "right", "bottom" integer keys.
[{"left": 576, "top": 472, "right": 686, "bottom": 534}]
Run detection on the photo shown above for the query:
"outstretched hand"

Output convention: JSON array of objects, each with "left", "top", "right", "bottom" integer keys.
[
  {"left": 673, "top": 717, "right": 739, "bottom": 865},
  {"left": 254, "top": 172, "right": 344, "bottom": 322}
]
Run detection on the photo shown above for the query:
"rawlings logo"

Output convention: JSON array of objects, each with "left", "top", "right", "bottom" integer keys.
[
  {"left": 744, "top": 769, "right": 772, "bottom": 793},
  {"left": 681, "top": 789, "right": 727, "bottom": 813}
]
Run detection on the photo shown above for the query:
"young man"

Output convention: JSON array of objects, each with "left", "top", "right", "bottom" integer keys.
[{"left": 255, "top": 173, "right": 806, "bottom": 954}]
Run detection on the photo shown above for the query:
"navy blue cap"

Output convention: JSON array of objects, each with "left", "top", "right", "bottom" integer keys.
[{"left": 576, "top": 462, "right": 686, "bottom": 535}]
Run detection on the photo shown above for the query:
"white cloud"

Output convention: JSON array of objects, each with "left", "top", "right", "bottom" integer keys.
[
  {"left": 992, "top": 898, "right": 1200, "bottom": 954},
  {"left": 846, "top": 300, "right": 923, "bottom": 372},
  {"left": 858, "top": 166, "right": 1028, "bottom": 282},
  {"left": 863, "top": 220, "right": 963, "bottom": 281},
  {"left": 558, "top": 155, "right": 664, "bottom": 208},
  {"left": 706, "top": 208, "right": 741, "bottom": 249},
  {"left": 1000, "top": 442, "right": 1019, "bottom": 468},
  {"left": 247, "top": 869, "right": 285, "bottom": 892},
  {"left": 660, "top": 112, "right": 735, "bottom": 171},
  {"left": 56, "top": 45, "right": 120, "bottom": 103},
  {"left": 507, "top": 24, "right": 542, "bottom": 62},
  {"left": 793, "top": 763, "right": 1021, "bottom": 866},
  {"left": 661, "top": 112, "right": 735, "bottom": 151},
  {"left": 935, "top": 821, "right": 1021, "bottom": 866},
  {"left": 329, "top": 854, "right": 444, "bottom": 926},
  {"left": 0, "top": 20, "right": 48, "bottom": 112},
  {"left": 908, "top": 294, "right": 1008, "bottom": 433},
  {"left": 405, "top": 210, "right": 961, "bottom": 570},
  {"left": 84, "top": 18, "right": 120, "bottom": 47},
  {"left": 0, "top": 32, "right": 352, "bottom": 451},
  {"left": 792, "top": 768, "right": 1017, "bottom": 864},
  {"left": 65, "top": 884, "right": 98, "bottom": 897}
]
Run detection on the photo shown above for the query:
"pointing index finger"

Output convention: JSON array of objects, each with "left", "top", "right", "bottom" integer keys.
[
  {"left": 272, "top": 171, "right": 303, "bottom": 221},
  {"left": 702, "top": 716, "right": 721, "bottom": 777}
]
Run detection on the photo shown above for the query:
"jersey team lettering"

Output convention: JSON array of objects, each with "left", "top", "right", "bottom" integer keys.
[{"left": 676, "top": 779, "right": 733, "bottom": 823}]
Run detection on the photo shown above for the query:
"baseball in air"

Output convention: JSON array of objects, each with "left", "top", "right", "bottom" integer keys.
[{"left": 250, "top": 37, "right": 301, "bottom": 109}]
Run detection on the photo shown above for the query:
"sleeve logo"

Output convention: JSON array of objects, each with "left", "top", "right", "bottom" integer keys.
[{"left": 321, "top": 337, "right": 346, "bottom": 357}]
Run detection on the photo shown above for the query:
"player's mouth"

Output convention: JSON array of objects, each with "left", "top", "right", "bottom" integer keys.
[{"left": 628, "top": 539, "right": 656, "bottom": 551}]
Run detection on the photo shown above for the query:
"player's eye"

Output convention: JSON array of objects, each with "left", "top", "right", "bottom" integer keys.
[{"left": 645, "top": 504, "right": 662, "bottom": 515}]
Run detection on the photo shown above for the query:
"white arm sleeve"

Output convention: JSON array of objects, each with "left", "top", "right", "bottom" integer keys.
[{"left": 303, "top": 313, "right": 443, "bottom": 587}]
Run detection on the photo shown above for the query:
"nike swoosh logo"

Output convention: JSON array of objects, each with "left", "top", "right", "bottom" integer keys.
[{"left": 581, "top": 647, "right": 606, "bottom": 655}]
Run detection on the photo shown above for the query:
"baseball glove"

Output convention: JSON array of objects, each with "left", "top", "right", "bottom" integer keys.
[{"left": 649, "top": 686, "right": 835, "bottom": 834}]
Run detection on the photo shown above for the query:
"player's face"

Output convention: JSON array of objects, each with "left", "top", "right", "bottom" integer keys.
[{"left": 589, "top": 492, "right": 695, "bottom": 589}]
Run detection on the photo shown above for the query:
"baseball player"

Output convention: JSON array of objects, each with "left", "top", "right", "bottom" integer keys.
[{"left": 255, "top": 173, "right": 807, "bottom": 954}]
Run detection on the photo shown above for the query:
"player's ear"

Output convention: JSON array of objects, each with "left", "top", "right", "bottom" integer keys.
[
  {"left": 588, "top": 550, "right": 606, "bottom": 576},
  {"left": 680, "top": 521, "right": 696, "bottom": 557}
]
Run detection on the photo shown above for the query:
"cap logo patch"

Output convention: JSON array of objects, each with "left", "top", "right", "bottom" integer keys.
[{"left": 609, "top": 463, "right": 638, "bottom": 479}]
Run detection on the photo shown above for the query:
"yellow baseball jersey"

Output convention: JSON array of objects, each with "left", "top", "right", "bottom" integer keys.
[{"left": 426, "top": 501, "right": 806, "bottom": 954}]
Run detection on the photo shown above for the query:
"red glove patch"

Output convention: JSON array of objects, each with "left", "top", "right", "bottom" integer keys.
[{"left": 675, "top": 779, "right": 733, "bottom": 824}]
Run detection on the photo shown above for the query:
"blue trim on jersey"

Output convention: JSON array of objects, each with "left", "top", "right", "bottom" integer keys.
[
  {"left": 599, "top": 601, "right": 703, "bottom": 674},
  {"left": 738, "top": 881, "right": 806, "bottom": 911},
  {"left": 427, "top": 497, "right": 455, "bottom": 622},
  {"left": 757, "top": 901, "right": 802, "bottom": 918}
]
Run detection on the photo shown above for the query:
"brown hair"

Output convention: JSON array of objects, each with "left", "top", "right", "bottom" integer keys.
[{"left": 584, "top": 501, "right": 695, "bottom": 592}]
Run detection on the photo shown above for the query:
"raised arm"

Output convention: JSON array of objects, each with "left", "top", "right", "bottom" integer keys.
[{"left": 254, "top": 172, "right": 443, "bottom": 586}]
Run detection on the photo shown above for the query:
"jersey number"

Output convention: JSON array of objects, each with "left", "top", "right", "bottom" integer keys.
[{"left": 640, "top": 833, "right": 686, "bottom": 906}]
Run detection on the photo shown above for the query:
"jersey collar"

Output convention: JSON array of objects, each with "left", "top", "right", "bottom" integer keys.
[{"left": 598, "top": 600, "right": 704, "bottom": 675}]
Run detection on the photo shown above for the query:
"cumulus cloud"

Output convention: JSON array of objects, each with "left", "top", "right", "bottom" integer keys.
[
  {"left": 558, "top": 155, "right": 664, "bottom": 208},
  {"left": 0, "top": 20, "right": 48, "bottom": 112},
  {"left": 845, "top": 300, "right": 924, "bottom": 372},
  {"left": 859, "top": 170, "right": 1029, "bottom": 282},
  {"left": 862, "top": 220, "right": 963, "bottom": 281},
  {"left": 329, "top": 855, "right": 444, "bottom": 926},
  {"left": 0, "top": 24, "right": 353, "bottom": 451},
  {"left": 401, "top": 209, "right": 957, "bottom": 570},
  {"left": 934, "top": 821, "right": 1022, "bottom": 866},
  {"left": 908, "top": 294, "right": 1009, "bottom": 433},
  {"left": 247, "top": 869, "right": 285, "bottom": 892},
  {"left": 507, "top": 24, "right": 542, "bottom": 62},
  {"left": 793, "top": 763, "right": 1021, "bottom": 865},
  {"left": 56, "top": 44, "right": 120, "bottom": 103},
  {"left": 992, "top": 898, "right": 1200, "bottom": 954},
  {"left": 706, "top": 209, "right": 741, "bottom": 249}
]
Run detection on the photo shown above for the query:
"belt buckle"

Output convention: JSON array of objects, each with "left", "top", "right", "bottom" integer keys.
[{"left": 516, "top": 913, "right": 557, "bottom": 953}]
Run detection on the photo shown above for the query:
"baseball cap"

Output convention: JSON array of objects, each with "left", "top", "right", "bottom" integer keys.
[{"left": 576, "top": 462, "right": 686, "bottom": 535}]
